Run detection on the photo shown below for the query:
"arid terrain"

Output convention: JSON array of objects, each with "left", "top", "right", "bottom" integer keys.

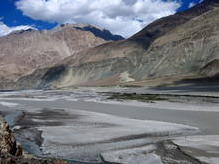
[{"left": 1, "top": 0, "right": 219, "bottom": 164}]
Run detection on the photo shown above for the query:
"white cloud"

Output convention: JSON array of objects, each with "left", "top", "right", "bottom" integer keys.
[
  {"left": 16, "top": 0, "right": 180, "bottom": 38},
  {"left": 188, "top": 2, "right": 196, "bottom": 8},
  {"left": 189, "top": 0, "right": 204, "bottom": 9},
  {"left": 0, "top": 22, "right": 36, "bottom": 37}
]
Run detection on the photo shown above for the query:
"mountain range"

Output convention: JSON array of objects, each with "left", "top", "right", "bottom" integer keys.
[
  {"left": 0, "top": 24, "right": 123, "bottom": 89},
  {"left": 0, "top": 0, "right": 219, "bottom": 89}
]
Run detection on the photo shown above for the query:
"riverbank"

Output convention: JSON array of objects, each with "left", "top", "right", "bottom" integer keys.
[{"left": 0, "top": 115, "right": 68, "bottom": 164}]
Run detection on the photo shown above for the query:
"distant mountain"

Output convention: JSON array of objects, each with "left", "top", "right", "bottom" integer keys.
[
  {"left": 0, "top": 24, "right": 123, "bottom": 88},
  {"left": 72, "top": 24, "right": 124, "bottom": 41},
  {"left": 2, "top": 0, "right": 219, "bottom": 89}
]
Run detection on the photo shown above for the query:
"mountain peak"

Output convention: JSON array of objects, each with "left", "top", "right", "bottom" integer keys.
[
  {"left": 10, "top": 28, "right": 36, "bottom": 35},
  {"left": 58, "top": 23, "right": 104, "bottom": 31},
  {"left": 58, "top": 23, "right": 124, "bottom": 41}
]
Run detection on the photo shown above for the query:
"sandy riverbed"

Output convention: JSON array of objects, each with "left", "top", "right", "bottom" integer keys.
[{"left": 0, "top": 88, "right": 218, "bottom": 163}]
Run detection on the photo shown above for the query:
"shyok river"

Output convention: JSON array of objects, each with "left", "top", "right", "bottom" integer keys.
[{"left": 0, "top": 87, "right": 219, "bottom": 164}]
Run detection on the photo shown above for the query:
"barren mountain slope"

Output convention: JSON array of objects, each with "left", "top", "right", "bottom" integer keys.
[
  {"left": 0, "top": 24, "right": 123, "bottom": 83},
  {"left": 4, "top": 0, "right": 219, "bottom": 89}
]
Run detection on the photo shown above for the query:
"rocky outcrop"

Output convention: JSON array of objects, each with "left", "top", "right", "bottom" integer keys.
[
  {"left": 0, "top": 116, "right": 68, "bottom": 164},
  {"left": 0, "top": 116, "right": 22, "bottom": 157}
]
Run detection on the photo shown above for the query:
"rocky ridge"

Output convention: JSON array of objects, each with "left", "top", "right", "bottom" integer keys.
[{"left": 0, "top": 116, "right": 22, "bottom": 157}]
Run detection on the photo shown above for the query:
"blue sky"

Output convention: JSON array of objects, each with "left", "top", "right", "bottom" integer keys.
[
  {"left": 0, "top": 0, "right": 56, "bottom": 29},
  {"left": 177, "top": 0, "right": 201, "bottom": 11},
  {"left": 0, "top": 0, "right": 202, "bottom": 37}
]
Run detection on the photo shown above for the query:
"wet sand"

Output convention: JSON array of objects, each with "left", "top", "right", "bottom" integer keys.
[{"left": 3, "top": 98, "right": 219, "bottom": 135}]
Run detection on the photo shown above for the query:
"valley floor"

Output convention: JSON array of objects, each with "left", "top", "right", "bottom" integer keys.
[{"left": 0, "top": 86, "right": 219, "bottom": 164}]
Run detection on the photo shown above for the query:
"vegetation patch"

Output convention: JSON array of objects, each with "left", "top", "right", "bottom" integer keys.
[{"left": 108, "top": 93, "right": 167, "bottom": 103}]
